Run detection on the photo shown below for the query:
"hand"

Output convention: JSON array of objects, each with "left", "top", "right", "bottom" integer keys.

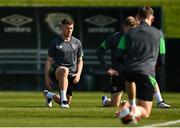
[
  {"left": 72, "top": 73, "right": 81, "bottom": 84},
  {"left": 107, "top": 68, "right": 119, "bottom": 76},
  {"left": 45, "top": 77, "right": 53, "bottom": 90}
]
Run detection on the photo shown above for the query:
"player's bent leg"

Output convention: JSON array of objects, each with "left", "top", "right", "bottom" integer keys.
[
  {"left": 103, "top": 75, "right": 124, "bottom": 107},
  {"left": 125, "top": 81, "right": 136, "bottom": 106},
  {"left": 111, "top": 91, "right": 123, "bottom": 107},
  {"left": 55, "top": 66, "right": 69, "bottom": 90},
  {"left": 52, "top": 95, "right": 72, "bottom": 106},
  {"left": 55, "top": 66, "right": 69, "bottom": 108},
  {"left": 52, "top": 95, "right": 61, "bottom": 105},
  {"left": 43, "top": 90, "right": 53, "bottom": 108},
  {"left": 46, "top": 94, "right": 73, "bottom": 107},
  {"left": 67, "top": 95, "right": 72, "bottom": 105},
  {"left": 137, "top": 99, "right": 153, "bottom": 118},
  {"left": 66, "top": 77, "right": 76, "bottom": 106},
  {"left": 102, "top": 92, "right": 123, "bottom": 107},
  {"left": 153, "top": 84, "right": 171, "bottom": 108}
]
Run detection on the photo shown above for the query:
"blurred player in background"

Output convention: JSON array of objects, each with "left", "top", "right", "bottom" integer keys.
[
  {"left": 43, "top": 18, "right": 83, "bottom": 108},
  {"left": 96, "top": 16, "right": 138, "bottom": 107},
  {"left": 97, "top": 14, "right": 170, "bottom": 108}
]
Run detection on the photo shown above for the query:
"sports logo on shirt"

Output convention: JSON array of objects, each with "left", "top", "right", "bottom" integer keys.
[{"left": 71, "top": 44, "right": 77, "bottom": 49}]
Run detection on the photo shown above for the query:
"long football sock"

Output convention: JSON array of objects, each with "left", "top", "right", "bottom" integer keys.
[
  {"left": 60, "top": 90, "right": 67, "bottom": 102},
  {"left": 154, "top": 92, "right": 163, "bottom": 103}
]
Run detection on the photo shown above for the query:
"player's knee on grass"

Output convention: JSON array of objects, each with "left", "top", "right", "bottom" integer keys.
[
  {"left": 137, "top": 100, "right": 153, "bottom": 118},
  {"left": 111, "top": 97, "right": 120, "bottom": 107}
]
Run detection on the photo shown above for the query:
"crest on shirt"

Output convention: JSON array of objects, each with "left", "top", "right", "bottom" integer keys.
[{"left": 71, "top": 44, "right": 77, "bottom": 49}]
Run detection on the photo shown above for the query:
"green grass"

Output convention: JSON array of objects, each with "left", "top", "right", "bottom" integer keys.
[
  {"left": 0, "top": 91, "right": 180, "bottom": 127},
  {"left": 0, "top": 0, "right": 180, "bottom": 38}
]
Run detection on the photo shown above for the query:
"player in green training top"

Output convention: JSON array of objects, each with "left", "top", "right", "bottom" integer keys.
[
  {"left": 97, "top": 16, "right": 138, "bottom": 107},
  {"left": 116, "top": 6, "right": 167, "bottom": 120}
]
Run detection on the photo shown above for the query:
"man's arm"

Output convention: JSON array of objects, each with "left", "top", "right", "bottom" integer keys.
[
  {"left": 45, "top": 56, "right": 54, "bottom": 90},
  {"left": 156, "top": 32, "right": 166, "bottom": 68},
  {"left": 73, "top": 56, "right": 83, "bottom": 84},
  {"left": 116, "top": 35, "right": 126, "bottom": 62},
  {"left": 96, "top": 41, "right": 110, "bottom": 71},
  {"left": 77, "top": 57, "right": 83, "bottom": 75}
]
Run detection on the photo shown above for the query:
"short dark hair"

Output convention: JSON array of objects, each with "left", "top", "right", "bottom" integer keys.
[
  {"left": 61, "top": 18, "right": 74, "bottom": 25},
  {"left": 138, "top": 6, "right": 154, "bottom": 20}
]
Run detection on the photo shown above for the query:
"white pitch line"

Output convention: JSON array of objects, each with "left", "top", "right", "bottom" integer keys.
[{"left": 141, "top": 119, "right": 180, "bottom": 127}]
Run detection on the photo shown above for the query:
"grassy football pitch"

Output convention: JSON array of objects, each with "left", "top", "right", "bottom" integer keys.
[{"left": 0, "top": 91, "right": 180, "bottom": 127}]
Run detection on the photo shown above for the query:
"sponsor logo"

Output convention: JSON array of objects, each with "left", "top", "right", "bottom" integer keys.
[
  {"left": 45, "top": 13, "right": 72, "bottom": 35},
  {"left": 112, "top": 86, "right": 117, "bottom": 91},
  {"left": 56, "top": 45, "right": 63, "bottom": 49},
  {"left": 1, "top": 14, "right": 33, "bottom": 27},
  {"left": 85, "top": 15, "right": 117, "bottom": 27},
  {"left": 85, "top": 15, "right": 117, "bottom": 33},
  {"left": 0, "top": 14, "right": 33, "bottom": 33}
]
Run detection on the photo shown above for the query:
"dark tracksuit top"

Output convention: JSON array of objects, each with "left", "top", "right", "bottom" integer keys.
[
  {"left": 96, "top": 31, "right": 123, "bottom": 71},
  {"left": 116, "top": 22, "right": 166, "bottom": 77}
]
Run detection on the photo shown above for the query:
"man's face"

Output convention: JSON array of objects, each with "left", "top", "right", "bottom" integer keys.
[
  {"left": 149, "top": 15, "right": 155, "bottom": 23},
  {"left": 123, "top": 26, "right": 129, "bottom": 33},
  {"left": 61, "top": 24, "right": 74, "bottom": 37}
]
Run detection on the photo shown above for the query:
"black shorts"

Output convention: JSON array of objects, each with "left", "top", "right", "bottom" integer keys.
[
  {"left": 124, "top": 73, "right": 155, "bottom": 101},
  {"left": 49, "top": 65, "right": 77, "bottom": 96},
  {"left": 109, "top": 74, "right": 125, "bottom": 94}
]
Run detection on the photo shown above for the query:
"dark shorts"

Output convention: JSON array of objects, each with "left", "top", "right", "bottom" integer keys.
[
  {"left": 109, "top": 74, "right": 125, "bottom": 94},
  {"left": 124, "top": 73, "right": 155, "bottom": 101},
  {"left": 49, "top": 65, "right": 77, "bottom": 96}
]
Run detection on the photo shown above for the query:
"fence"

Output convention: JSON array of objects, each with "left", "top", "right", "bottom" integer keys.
[{"left": 0, "top": 48, "right": 111, "bottom": 90}]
